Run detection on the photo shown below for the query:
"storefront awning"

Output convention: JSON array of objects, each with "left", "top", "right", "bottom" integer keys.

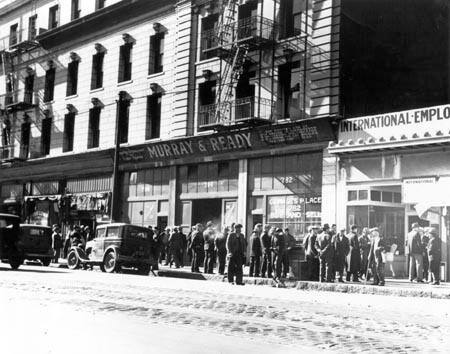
[{"left": 24, "top": 195, "right": 61, "bottom": 202}]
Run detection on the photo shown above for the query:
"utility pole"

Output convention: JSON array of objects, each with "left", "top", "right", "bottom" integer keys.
[{"left": 110, "top": 91, "right": 127, "bottom": 222}]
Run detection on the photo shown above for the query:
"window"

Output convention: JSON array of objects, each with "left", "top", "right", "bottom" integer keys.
[
  {"left": 9, "top": 24, "right": 18, "bottom": 47},
  {"left": 280, "top": 0, "right": 304, "bottom": 38},
  {"left": 88, "top": 108, "right": 101, "bottom": 149},
  {"left": 24, "top": 74, "right": 34, "bottom": 104},
  {"left": 41, "top": 116, "right": 52, "bottom": 156},
  {"left": 279, "top": 61, "right": 302, "bottom": 119},
  {"left": 348, "top": 190, "right": 357, "bottom": 201},
  {"left": 71, "top": 0, "right": 80, "bottom": 20},
  {"left": 199, "top": 81, "right": 216, "bottom": 106},
  {"left": 145, "top": 94, "right": 161, "bottom": 140},
  {"left": 44, "top": 67, "right": 55, "bottom": 102},
  {"left": 370, "top": 190, "right": 381, "bottom": 201},
  {"left": 118, "top": 43, "right": 133, "bottom": 82},
  {"left": 28, "top": 15, "right": 37, "bottom": 40},
  {"left": 200, "top": 14, "right": 219, "bottom": 60},
  {"left": 358, "top": 190, "right": 368, "bottom": 200},
  {"left": 117, "top": 99, "right": 130, "bottom": 143},
  {"left": 66, "top": 60, "right": 79, "bottom": 96},
  {"left": 149, "top": 33, "right": 164, "bottom": 75},
  {"left": 48, "top": 5, "right": 59, "bottom": 29},
  {"left": 63, "top": 113, "right": 75, "bottom": 152},
  {"left": 20, "top": 119, "right": 31, "bottom": 159},
  {"left": 95, "top": 0, "right": 105, "bottom": 10},
  {"left": 91, "top": 52, "right": 104, "bottom": 90}
]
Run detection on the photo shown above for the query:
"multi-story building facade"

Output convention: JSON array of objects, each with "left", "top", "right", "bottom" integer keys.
[{"left": 0, "top": 0, "right": 340, "bottom": 243}]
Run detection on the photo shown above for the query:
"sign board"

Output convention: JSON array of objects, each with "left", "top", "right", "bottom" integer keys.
[
  {"left": 403, "top": 176, "right": 450, "bottom": 205},
  {"left": 119, "top": 119, "right": 334, "bottom": 165},
  {"left": 336, "top": 104, "right": 450, "bottom": 147}
]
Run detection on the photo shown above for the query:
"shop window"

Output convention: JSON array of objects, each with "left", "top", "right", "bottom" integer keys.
[
  {"left": 358, "top": 190, "right": 368, "bottom": 200},
  {"left": 348, "top": 190, "right": 357, "bottom": 201},
  {"left": 71, "top": 0, "right": 80, "bottom": 20},
  {"left": 393, "top": 192, "right": 402, "bottom": 203},
  {"left": 198, "top": 164, "right": 209, "bottom": 193},
  {"left": 95, "top": 0, "right": 105, "bottom": 10},
  {"left": 44, "top": 67, "right": 55, "bottom": 102},
  {"left": 87, "top": 108, "right": 101, "bottom": 149},
  {"left": 382, "top": 191, "right": 393, "bottom": 203},
  {"left": 251, "top": 196, "right": 264, "bottom": 212},
  {"left": 28, "top": 15, "right": 37, "bottom": 41},
  {"left": 118, "top": 43, "right": 133, "bottom": 82},
  {"left": 218, "top": 161, "right": 230, "bottom": 192},
  {"left": 145, "top": 94, "right": 161, "bottom": 140},
  {"left": 136, "top": 170, "right": 146, "bottom": 197},
  {"left": 48, "top": 5, "right": 59, "bottom": 29},
  {"left": 149, "top": 33, "right": 164, "bottom": 75},
  {"left": 187, "top": 165, "right": 198, "bottom": 193},
  {"left": 41, "top": 115, "right": 52, "bottom": 156},
  {"left": 9, "top": 23, "right": 18, "bottom": 47},
  {"left": 161, "top": 168, "right": 170, "bottom": 195},
  {"left": 370, "top": 190, "right": 381, "bottom": 201},
  {"left": 66, "top": 59, "right": 79, "bottom": 96},
  {"left": 200, "top": 14, "right": 219, "bottom": 60},
  {"left": 91, "top": 52, "right": 104, "bottom": 90},
  {"left": 207, "top": 163, "right": 218, "bottom": 192},
  {"left": 63, "top": 113, "right": 75, "bottom": 152},
  {"left": 128, "top": 172, "right": 137, "bottom": 197}
]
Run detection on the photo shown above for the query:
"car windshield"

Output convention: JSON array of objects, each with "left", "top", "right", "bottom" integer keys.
[{"left": 125, "top": 226, "right": 150, "bottom": 240}]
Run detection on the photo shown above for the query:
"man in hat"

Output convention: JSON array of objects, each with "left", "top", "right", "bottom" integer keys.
[
  {"left": 368, "top": 227, "right": 386, "bottom": 286},
  {"left": 303, "top": 225, "right": 320, "bottom": 281},
  {"left": 315, "top": 224, "right": 334, "bottom": 282},
  {"left": 51, "top": 225, "right": 63, "bottom": 264},
  {"left": 190, "top": 223, "right": 204, "bottom": 273},
  {"left": 283, "top": 227, "right": 296, "bottom": 278},
  {"left": 226, "top": 223, "right": 246, "bottom": 285},
  {"left": 249, "top": 224, "right": 262, "bottom": 277},
  {"left": 333, "top": 227, "right": 350, "bottom": 282},
  {"left": 214, "top": 226, "right": 229, "bottom": 275},
  {"left": 203, "top": 221, "right": 216, "bottom": 274},
  {"left": 405, "top": 222, "right": 424, "bottom": 282},
  {"left": 346, "top": 224, "right": 361, "bottom": 282},
  {"left": 271, "top": 227, "right": 286, "bottom": 280},
  {"left": 359, "top": 227, "right": 371, "bottom": 280},
  {"left": 260, "top": 224, "right": 273, "bottom": 278},
  {"left": 426, "top": 228, "right": 441, "bottom": 285},
  {"left": 168, "top": 227, "right": 183, "bottom": 268}
]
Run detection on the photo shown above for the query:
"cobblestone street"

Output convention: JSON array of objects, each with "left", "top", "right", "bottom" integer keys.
[{"left": 1, "top": 264, "right": 449, "bottom": 354}]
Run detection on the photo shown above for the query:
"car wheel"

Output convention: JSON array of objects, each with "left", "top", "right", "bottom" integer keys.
[
  {"left": 67, "top": 250, "right": 80, "bottom": 270},
  {"left": 41, "top": 258, "right": 51, "bottom": 267},
  {"left": 103, "top": 251, "right": 118, "bottom": 273},
  {"left": 9, "top": 252, "right": 23, "bottom": 270}
]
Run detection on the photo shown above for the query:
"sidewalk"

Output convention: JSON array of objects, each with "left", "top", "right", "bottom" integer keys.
[{"left": 156, "top": 265, "right": 450, "bottom": 299}]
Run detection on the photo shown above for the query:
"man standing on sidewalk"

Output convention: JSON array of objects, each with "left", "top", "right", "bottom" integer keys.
[
  {"left": 214, "top": 226, "right": 228, "bottom": 275},
  {"left": 346, "top": 224, "right": 361, "bottom": 282},
  {"left": 315, "top": 224, "right": 334, "bottom": 282},
  {"left": 271, "top": 228, "right": 286, "bottom": 280},
  {"left": 226, "top": 223, "right": 246, "bottom": 285},
  {"left": 406, "top": 222, "right": 424, "bottom": 282},
  {"left": 426, "top": 227, "right": 441, "bottom": 285},
  {"left": 260, "top": 224, "right": 272, "bottom": 278},
  {"left": 368, "top": 227, "right": 386, "bottom": 286},
  {"left": 190, "top": 224, "right": 204, "bottom": 273},
  {"left": 283, "top": 227, "right": 296, "bottom": 278},
  {"left": 333, "top": 227, "right": 349, "bottom": 282},
  {"left": 303, "top": 225, "right": 319, "bottom": 281},
  {"left": 249, "top": 224, "right": 262, "bottom": 277}
]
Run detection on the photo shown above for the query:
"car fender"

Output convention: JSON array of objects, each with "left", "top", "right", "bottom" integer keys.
[
  {"left": 70, "top": 246, "right": 88, "bottom": 261},
  {"left": 103, "top": 246, "right": 120, "bottom": 261}
]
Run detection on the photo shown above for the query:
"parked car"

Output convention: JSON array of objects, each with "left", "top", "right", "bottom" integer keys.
[
  {"left": 0, "top": 213, "right": 23, "bottom": 269},
  {"left": 19, "top": 224, "right": 53, "bottom": 266},
  {"left": 67, "top": 223, "right": 154, "bottom": 274}
]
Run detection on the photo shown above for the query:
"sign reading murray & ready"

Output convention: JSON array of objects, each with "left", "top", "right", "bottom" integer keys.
[{"left": 119, "top": 119, "right": 333, "bottom": 164}]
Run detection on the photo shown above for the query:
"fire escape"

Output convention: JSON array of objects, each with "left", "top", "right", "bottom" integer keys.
[
  {"left": 198, "top": 0, "right": 277, "bottom": 131},
  {"left": 0, "top": 14, "right": 40, "bottom": 162}
]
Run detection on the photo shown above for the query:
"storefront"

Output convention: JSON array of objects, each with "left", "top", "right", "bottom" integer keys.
[
  {"left": 119, "top": 118, "right": 335, "bottom": 241},
  {"left": 329, "top": 104, "right": 450, "bottom": 280}
]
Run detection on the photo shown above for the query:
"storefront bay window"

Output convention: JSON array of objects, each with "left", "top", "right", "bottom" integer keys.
[{"left": 248, "top": 152, "right": 323, "bottom": 239}]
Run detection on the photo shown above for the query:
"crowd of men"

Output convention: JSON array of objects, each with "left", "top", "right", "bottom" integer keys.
[{"left": 50, "top": 220, "right": 442, "bottom": 286}]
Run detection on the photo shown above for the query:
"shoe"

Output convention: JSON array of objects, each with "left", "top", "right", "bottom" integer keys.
[
  {"left": 378, "top": 282, "right": 385, "bottom": 286},
  {"left": 432, "top": 282, "right": 440, "bottom": 285},
  {"left": 338, "top": 278, "right": 344, "bottom": 283},
  {"left": 236, "top": 283, "right": 245, "bottom": 286},
  {"left": 371, "top": 282, "right": 379, "bottom": 286},
  {"left": 353, "top": 279, "right": 361, "bottom": 283},
  {"left": 417, "top": 279, "right": 424, "bottom": 283}
]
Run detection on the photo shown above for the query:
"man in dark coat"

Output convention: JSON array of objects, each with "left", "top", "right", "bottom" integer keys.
[
  {"left": 359, "top": 227, "right": 371, "bottom": 280},
  {"left": 421, "top": 229, "right": 430, "bottom": 282},
  {"left": 346, "top": 224, "right": 361, "bottom": 282},
  {"left": 214, "top": 226, "right": 228, "bottom": 275},
  {"left": 315, "top": 224, "right": 334, "bottom": 282},
  {"left": 203, "top": 221, "right": 216, "bottom": 274},
  {"left": 283, "top": 227, "right": 296, "bottom": 278},
  {"left": 249, "top": 224, "right": 262, "bottom": 277},
  {"left": 190, "top": 224, "right": 204, "bottom": 273},
  {"left": 405, "top": 222, "right": 424, "bottom": 282},
  {"left": 51, "top": 225, "right": 63, "bottom": 264},
  {"left": 271, "top": 228, "right": 286, "bottom": 280},
  {"left": 260, "top": 224, "right": 272, "bottom": 278},
  {"left": 226, "top": 223, "right": 246, "bottom": 285},
  {"left": 168, "top": 227, "right": 183, "bottom": 268},
  {"left": 333, "top": 228, "right": 350, "bottom": 282},
  {"left": 368, "top": 228, "right": 386, "bottom": 286},
  {"left": 179, "top": 227, "right": 187, "bottom": 267},
  {"left": 303, "top": 225, "right": 319, "bottom": 281},
  {"left": 426, "top": 228, "right": 441, "bottom": 285}
]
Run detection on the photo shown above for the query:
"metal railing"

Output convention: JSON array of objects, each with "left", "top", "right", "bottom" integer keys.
[
  {"left": 201, "top": 16, "right": 277, "bottom": 52},
  {"left": 198, "top": 96, "right": 274, "bottom": 128},
  {"left": 0, "top": 89, "right": 35, "bottom": 110},
  {"left": 0, "top": 28, "right": 41, "bottom": 52},
  {"left": 0, "top": 144, "right": 28, "bottom": 161}
]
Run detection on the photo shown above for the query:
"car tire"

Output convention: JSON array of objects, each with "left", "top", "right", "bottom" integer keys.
[
  {"left": 67, "top": 250, "right": 80, "bottom": 270},
  {"left": 41, "top": 258, "right": 51, "bottom": 267},
  {"left": 9, "top": 252, "right": 23, "bottom": 270},
  {"left": 103, "top": 251, "right": 118, "bottom": 273}
]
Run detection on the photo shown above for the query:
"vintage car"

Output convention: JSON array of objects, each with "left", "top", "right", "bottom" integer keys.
[
  {"left": 19, "top": 224, "right": 54, "bottom": 266},
  {"left": 67, "top": 223, "right": 154, "bottom": 274},
  {"left": 0, "top": 213, "right": 23, "bottom": 269}
]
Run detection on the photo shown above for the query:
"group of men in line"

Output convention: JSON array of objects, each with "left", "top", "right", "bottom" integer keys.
[{"left": 51, "top": 224, "right": 93, "bottom": 263}]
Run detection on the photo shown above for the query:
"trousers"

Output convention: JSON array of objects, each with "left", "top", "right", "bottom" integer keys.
[
  {"left": 261, "top": 252, "right": 272, "bottom": 278},
  {"left": 227, "top": 254, "right": 243, "bottom": 284},
  {"left": 409, "top": 253, "right": 424, "bottom": 281},
  {"left": 249, "top": 256, "right": 261, "bottom": 277},
  {"left": 319, "top": 257, "right": 333, "bottom": 282}
]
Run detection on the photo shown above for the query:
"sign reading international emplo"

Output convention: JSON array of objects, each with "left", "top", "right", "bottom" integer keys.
[{"left": 336, "top": 104, "right": 450, "bottom": 147}]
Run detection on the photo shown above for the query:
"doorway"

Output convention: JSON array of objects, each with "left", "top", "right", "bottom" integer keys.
[{"left": 192, "top": 199, "right": 222, "bottom": 227}]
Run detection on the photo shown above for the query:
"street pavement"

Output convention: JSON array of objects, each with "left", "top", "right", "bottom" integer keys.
[{"left": 1, "top": 263, "right": 449, "bottom": 354}]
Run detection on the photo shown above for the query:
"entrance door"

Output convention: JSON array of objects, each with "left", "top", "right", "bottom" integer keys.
[{"left": 222, "top": 199, "right": 237, "bottom": 230}]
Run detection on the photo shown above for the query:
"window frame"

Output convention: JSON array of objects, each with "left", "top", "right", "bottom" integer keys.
[{"left": 63, "top": 112, "right": 76, "bottom": 152}]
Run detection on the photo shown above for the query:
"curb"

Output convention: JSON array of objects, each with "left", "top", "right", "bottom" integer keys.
[{"left": 157, "top": 269, "right": 450, "bottom": 299}]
